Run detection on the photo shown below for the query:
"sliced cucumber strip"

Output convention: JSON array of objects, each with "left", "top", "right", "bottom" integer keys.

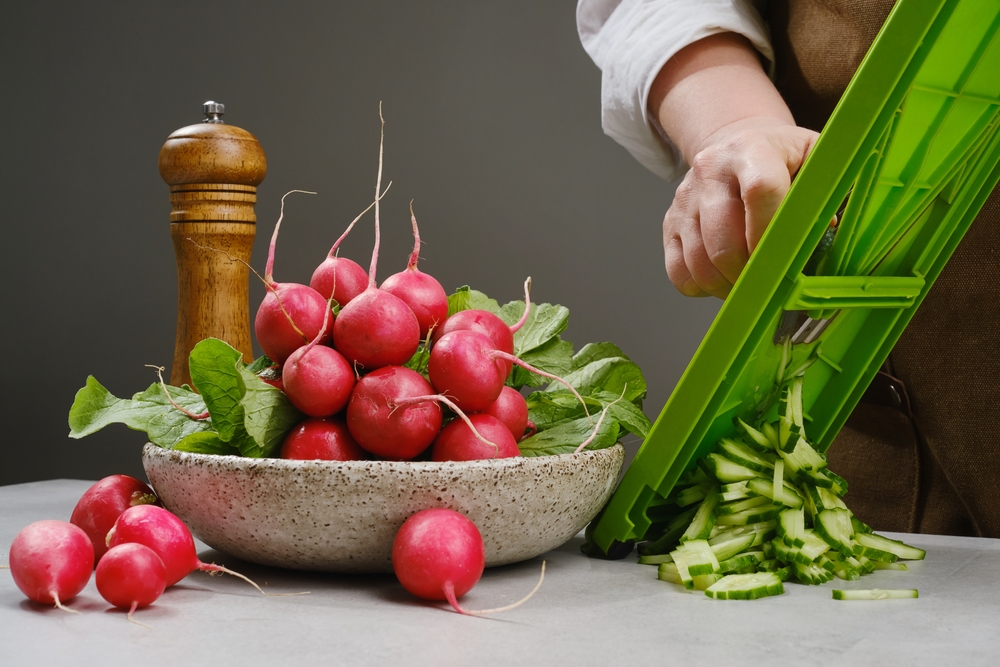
[
  {"left": 701, "top": 453, "right": 759, "bottom": 483},
  {"left": 717, "top": 480, "right": 756, "bottom": 503},
  {"left": 871, "top": 561, "right": 909, "bottom": 571},
  {"left": 674, "top": 539, "right": 720, "bottom": 576},
  {"left": 718, "top": 438, "right": 776, "bottom": 474},
  {"left": 715, "top": 503, "right": 783, "bottom": 526},
  {"left": 638, "top": 552, "right": 675, "bottom": 565},
  {"left": 762, "top": 421, "right": 780, "bottom": 450},
  {"left": 747, "top": 476, "right": 804, "bottom": 509},
  {"left": 832, "top": 589, "right": 918, "bottom": 600},
  {"left": 734, "top": 417, "right": 774, "bottom": 453},
  {"left": 693, "top": 574, "right": 723, "bottom": 591},
  {"left": 854, "top": 532, "right": 926, "bottom": 561},
  {"left": 677, "top": 482, "right": 715, "bottom": 507},
  {"left": 710, "top": 533, "right": 757, "bottom": 562},
  {"left": 680, "top": 486, "right": 720, "bottom": 542},
  {"left": 657, "top": 562, "right": 681, "bottom": 584},
  {"left": 777, "top": 508, "right": 806, "bottom": 548},
  {"left": 718, "top": 551, "right": 765, "bottom": 574},
  {"left": 705, "top": 572, "right": 785, "bottom": 600},
  {"left": 677, "top": 466, "right": 710, "bottom": 486},
  {"left": 814, "top": 508, "right": 856, "bottom": 557},
  {"left": 717, "top": 495, "right": 773, "bottom": 516}
]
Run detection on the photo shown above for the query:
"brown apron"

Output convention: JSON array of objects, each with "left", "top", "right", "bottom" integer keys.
[{"left": 766, "top": 0, "right": 1000, "bottom": 537}]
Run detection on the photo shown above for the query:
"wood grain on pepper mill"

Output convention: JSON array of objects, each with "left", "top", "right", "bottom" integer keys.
[{"left": 159, "top": 102, "right": 267, "bottom": 387}]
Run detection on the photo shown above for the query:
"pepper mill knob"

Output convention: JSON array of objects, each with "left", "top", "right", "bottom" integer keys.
[{"left": 159, "top": 102, "right": 267, "bottom": 387}]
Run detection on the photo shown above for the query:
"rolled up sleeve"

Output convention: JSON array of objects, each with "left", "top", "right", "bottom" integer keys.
[{"left": 577, "top": 0, "right": 773, "bottom": 183}]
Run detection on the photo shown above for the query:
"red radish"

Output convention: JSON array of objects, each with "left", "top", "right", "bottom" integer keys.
[
  {"left": 9, "top": 520, "right": 94, "bottom": 611},
  {"left": 280, "top": 416, "right": 366, "bottom": 461},
  {"left": 70, "top": 474, "right": 158, "bottom": 563},
  {"left": 392, "top": 508, "right": 545, "bottom": 616},
  {"left": 282, "top": 303, "right": 355, "bottom": 417},
  {"left": 433, "top": 278, "right": 532, "bottom": 377},
  {"left": 95, "top": 543, "right": 166, "bottom": 622},
  {"left": 254, "top": 190, "right": 332, "bottom": 364},
  {"left": 310, "top": 195, "right": 387, "bottom": 307},
  {"left": 392, "top": 509, "right": 484, "bottom": 606},
  {"left": 380, "top": 202, "right": 449, "bottom": 338},
  {"left": 483, "top": 386, "right": 530, "bottom": 441},
  {"left": 333, "top": 109, "right": 421, "bottom": 370},
  {"left": 431, "top": 413, "right": 520, "bottom": 461},
  {"left": 108, "top": 505, "right": 263, "bottom": 592},
  {"left": 345, "top": 366, "right": 443, "bottom": 459},
  {"left": 428, "top": 329, "right": 507, "bottom": 412}
]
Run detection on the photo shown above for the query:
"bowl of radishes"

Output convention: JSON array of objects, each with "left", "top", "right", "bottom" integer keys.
[{"left": 70, "top": 119, "right": 650, "bottom": 573}]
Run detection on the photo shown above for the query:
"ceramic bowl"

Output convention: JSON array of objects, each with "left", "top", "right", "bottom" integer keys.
[{"left": 142, "top": 443, "right": 624, "bottom": 573}]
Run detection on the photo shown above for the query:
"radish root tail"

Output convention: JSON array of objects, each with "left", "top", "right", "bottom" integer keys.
[
  {"left": 445, "top": 561, "right": 546, "bottom": 616},
  {"left": 394, "top": 394, "right": 500, "bottom": 456},
  {"left": 126, "top": 601, "right": 152, "bottom": 630},
  {"left": 327, "top": 181, "right": 393, "bottom": 257},
  {"left": 573, "top": 384, "right": 627, "bottom": 454},
  {"left": 265, "top": 190, "right": 317, "bottom": 284},
  {"left": 51, "top": 591, "right": 81, "bottom": 614},
  {"left": 199, "top": 563, "right": 266, "bottom": 595},
  {"left": 509, "top": 277, "right": 532, "bottom": 334},
  {"left": 493, "top": 352, "right": 591, "bottom": 423}
]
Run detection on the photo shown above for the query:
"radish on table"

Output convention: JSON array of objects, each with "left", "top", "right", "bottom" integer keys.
[
  {"left": 392, "top": 508, "right": 544, "bottom": 616},
  {"left": 108, "top": 505, "right": 265, "bottom": 592},
  {"left": 70, "top": 474, "right": 158, "bottom": 563},
  {"left": 95, "top": 543, "right": 167, "bottom": 625},
  {"left": 9, "top": 520, "right": 94, "bottom": 611}
]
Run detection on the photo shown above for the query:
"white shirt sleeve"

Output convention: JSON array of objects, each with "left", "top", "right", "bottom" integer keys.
[{"left": 577, "top": 0, "right": 773, "bottom": 183}]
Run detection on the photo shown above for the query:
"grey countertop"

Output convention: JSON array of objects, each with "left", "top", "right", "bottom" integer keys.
[{"left": 2, "top": 479, "right": 999, "bottom": 666}]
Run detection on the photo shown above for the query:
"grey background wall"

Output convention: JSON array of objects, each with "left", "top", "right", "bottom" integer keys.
[{"left": 1, "top": 1, "right": 720, "bottom": 486}]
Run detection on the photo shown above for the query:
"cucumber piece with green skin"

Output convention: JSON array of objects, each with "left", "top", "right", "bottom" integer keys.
[
  {"left": 715, "top": 503, "right": 783, "bottom": 526},
  {"left": 638, "top": 507, "right": 698, "bottom": 556},
  {"left": 680, "top": 486, "right": 720, "bottom": 542},
  {"left": 872, "top": 561, "right": 909, "bottom": 571},
  {"left": 854, "top": 532, "right": 926, "bottom": 560},
  {"left": 709, "top": 533, "right": 757, "bottom": 562},
  {"left": 701, "top": 454, "right": 759, "bottom": 483},
  {"left": 852, "top": 541, "right": 899, "bottom": 563},
  {"left": 734, "top": 417, "right": 775, "bottom": 453},
  {"left": 831, "top": 561, "right": 861, "bottom": 581},
  {"left": 824, "top": 469, "right": 849, "bottom": 497},
  {"left": 777, "top": 508, "right": 806, "bottom": 548},
  {"left": 851, "top": 515, "right": 873, "bottom": 534},
  {"left": 792, "top": 561, "right": 834, "bottom": 585},
  {"left": 815, "top": 508, "right": 856, "bottom": 557},
  {"left": 779, "top": 437, "right": 827, "bottom": 473},
  {"left": 657, "top": 562, "right": 681, "bottom": 584},
  {"left": 762, "top": 422, "right": 780, "bottom": 450},
  {"left": 798, "top": 467, "right": 835, "bottom": 489},
  {"left": 708, "top": 521, "right": 777, "bottom": 545},
  {"left": 717, "top": 495, "right": 773, "bottom": 516},
  {"left": 777, "top": 416, "right": 800, "bottom": 453},
  {"left": 798, "top": 529, "right": 832, "bottom": 564},
  {"left": 718, "top": 438, "right": 777, "bottom": 474},
  {"left": 677, "top": 482, "right": 715, "bottom": 507},
  {"left": 674, "top": 539, "right": 720, "bottom": 576},
  {"left": 639, "top": 553, "right": 675, "bottom": 565},
  {"left": 705, "top": 572, "right": 785, "bottom": 600},
  {"left": 747, "top": 476, "right": 804, "bottom": 509},
  {"left": 717, "top": 480, "right": 757, "bottom": 503},
  {"left": 693, "top": 574, "right": 723, "bottom": 590},
  {"left": 833, "top": 589, "right": 918, "bottom": 600},
  {"left": 718, "top": 551, "right": 765, "bottom": 573}
]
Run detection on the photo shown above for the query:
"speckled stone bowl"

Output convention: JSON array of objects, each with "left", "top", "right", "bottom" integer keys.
[{"left": 142, "top": 443, "right": 624, "bottom": 573}]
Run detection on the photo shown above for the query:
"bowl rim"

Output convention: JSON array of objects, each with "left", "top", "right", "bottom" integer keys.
[{"left": 141, "top": 441, "right": 625, "bottom": 472}]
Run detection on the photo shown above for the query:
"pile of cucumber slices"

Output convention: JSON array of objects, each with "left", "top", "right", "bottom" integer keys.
[{"left": 640, "top": 373, "right": 924, "bottom": 601}]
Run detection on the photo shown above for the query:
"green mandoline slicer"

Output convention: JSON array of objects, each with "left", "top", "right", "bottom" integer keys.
[{"left": 589, "top": 0, "right": 1000, "bottom": 555}]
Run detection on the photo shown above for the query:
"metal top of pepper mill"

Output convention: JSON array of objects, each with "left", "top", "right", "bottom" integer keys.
[{"left": 202, "top": 101, "right": 225, "bottom": 123}]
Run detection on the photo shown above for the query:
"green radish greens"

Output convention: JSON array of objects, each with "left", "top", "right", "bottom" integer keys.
[{"left": 640, "top": 350, "right": 924, "bottom": 601}]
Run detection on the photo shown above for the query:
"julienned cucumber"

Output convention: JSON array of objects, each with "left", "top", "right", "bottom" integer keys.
[
  {"left": 832, "top": 589, "right": 918, "bottom": 600},
  {"left": 642, "top": 355, "right": 924, "bottom": 601}
]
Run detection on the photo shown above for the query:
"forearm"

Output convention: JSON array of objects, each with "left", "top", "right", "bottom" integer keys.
[{"left": 648, "top": 33, "right": 795, "bottom": 164}]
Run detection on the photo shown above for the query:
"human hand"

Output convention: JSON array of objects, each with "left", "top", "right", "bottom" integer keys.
[{"left": 662, "top": 117, "right": 818, "bottom": 298}]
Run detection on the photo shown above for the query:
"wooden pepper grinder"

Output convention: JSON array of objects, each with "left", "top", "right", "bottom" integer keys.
[{"left": 159, "top": 102, "right": 267, "bottom": 387}]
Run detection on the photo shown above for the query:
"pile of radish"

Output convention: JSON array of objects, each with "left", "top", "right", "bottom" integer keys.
[{"left": 7, "top": 475, "right": 270, "bottom": 624}]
